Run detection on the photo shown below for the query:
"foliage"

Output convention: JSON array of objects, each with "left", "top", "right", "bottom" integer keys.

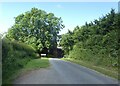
[
  {"left": 2, "top": 7, "right": 64, "bottom": 84},
  {"left": 2, "top": 38, "right": 37, "bottom": 84},
  {"left": 60, "top": 9, "right": 119, "bottom": 68},
  {"left": 6, "top": 7, "right": 64, "bottom": 55},
  {"left": 59, "top": 30, "right": 74, "bottom": 54}
]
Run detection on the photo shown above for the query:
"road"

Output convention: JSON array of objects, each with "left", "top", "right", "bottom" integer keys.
[{"left": 14, "top": 58, "right": 118, "bottom": 84}]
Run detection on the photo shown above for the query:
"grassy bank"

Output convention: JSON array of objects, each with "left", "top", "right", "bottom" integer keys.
[
  {"left": 62, "top": 58, "right": 119, "bottom": 80},
  {"left": 2, "top": 38, "right": 50, "bottom": 84},
  {"left": 4, "top": 57, "right": 49, "bottom": 84},
  {"left": 12, "top": 58, "right": 50, "bottom": 84},
  {"left": 2, "top": 38, "right": 37, "bottom": 84}
]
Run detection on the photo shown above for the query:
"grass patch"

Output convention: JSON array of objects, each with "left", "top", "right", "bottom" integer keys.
[
  {"left": 62, "top": 58, "right": 119, "bottom": 80},
  {"left": 24, "top": 57, "right": 50, "bottom": 70},
  {"left": 10, "top": 58, "right": 50, "bottom": 84}
]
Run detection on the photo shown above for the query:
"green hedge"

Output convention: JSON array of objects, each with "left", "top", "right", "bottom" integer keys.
[
  {"left": 68, "top": 43, "right": 118, "bottom": 70},
  {"left": 2, "top": 38, "right": 37, "bottom": 84}
]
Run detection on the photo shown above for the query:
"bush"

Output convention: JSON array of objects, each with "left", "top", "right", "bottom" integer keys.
[
  {"left": 68, "top": 43, "right": 118, "bottom": 68},
  {"left": 2, "top": 38, "right": 37, "bottom": 84}
]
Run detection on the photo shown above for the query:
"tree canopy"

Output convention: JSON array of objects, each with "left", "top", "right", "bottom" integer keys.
[
  {"left": 60, "top": 9, "right": 119, "bottom": 67},
  {"left": 6, "top": 8, "right": 64, "bottom": 55}
]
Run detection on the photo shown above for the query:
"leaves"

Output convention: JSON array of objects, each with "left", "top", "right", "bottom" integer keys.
[
  {"left": 60, "top": 9, "right": 119, "bottom": 67},
  {"left": 6, "top": 7, "right": 64, "bottom": 53}
]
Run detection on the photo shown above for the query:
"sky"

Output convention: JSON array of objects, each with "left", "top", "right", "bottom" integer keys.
[{"left": 0, "top": 2, "right": 118, "bottom": 35}]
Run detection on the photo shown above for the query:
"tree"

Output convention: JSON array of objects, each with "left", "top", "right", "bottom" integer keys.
[
  {"left": 6, "top": 7, "right": 64, "bottom": 56},
  {"left": 60, "top": 9, "right": 119, "bottom": 67}
]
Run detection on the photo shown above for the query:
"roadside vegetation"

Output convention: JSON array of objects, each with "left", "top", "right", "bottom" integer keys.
[
  {"left": 24, "top": 58, "right": 50, "bottom": 70},
  {"left": 62, "top": 58, "right": 118, "bottom": 79},
  {"left": 60, "top": 9, "right": 119, "bottom": 79},
  {"left": 2, "top": 8, "right": 62, "bottom": 84},
  {"left": 2, "top": 38, "right": 50, "bottom": 84},
  {"left": 13, "top": 58, "right": 49, "bottom": 84},
  {"left": 2, "top": 7, "right": 119, "bottom": 84},
  {"left": 2, "top": 38, "right": 37, "bottom": 84}
]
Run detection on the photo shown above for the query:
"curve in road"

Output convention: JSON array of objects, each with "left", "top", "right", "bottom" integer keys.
[{"left": 14, "top": 58, "right": 118, "bottom": 84}]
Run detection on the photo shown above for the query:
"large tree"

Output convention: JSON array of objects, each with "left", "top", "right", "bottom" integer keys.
[{"left": 6, "top": 8, "right": 64, "bottom": 56}]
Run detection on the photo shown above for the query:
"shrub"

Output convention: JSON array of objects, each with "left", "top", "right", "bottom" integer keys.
[{"left": 2, "top": 38, "right": 37, "bottom": 84}]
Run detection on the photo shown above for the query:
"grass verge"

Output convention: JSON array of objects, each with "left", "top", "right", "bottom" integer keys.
[
  {"left": 24, "top": 57, "right": 50, "bottom": 70},
  {"left": 62, "top": 58, "right": 119, "bottom": 80},
  {"left": 6, "top": 57, "right": 50, "bottom": 84},
  {"left": 14, "top": 57, "right": 50, "bottom": 79}
]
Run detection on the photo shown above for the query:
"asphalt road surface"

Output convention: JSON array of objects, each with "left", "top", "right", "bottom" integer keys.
[{"left": 14, "top": 58, "right": 118, "bottom": 84}]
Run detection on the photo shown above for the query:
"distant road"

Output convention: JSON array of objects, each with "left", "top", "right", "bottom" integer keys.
[{"left": 14, "top": 58, "right": 118, "bottom": 84}]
